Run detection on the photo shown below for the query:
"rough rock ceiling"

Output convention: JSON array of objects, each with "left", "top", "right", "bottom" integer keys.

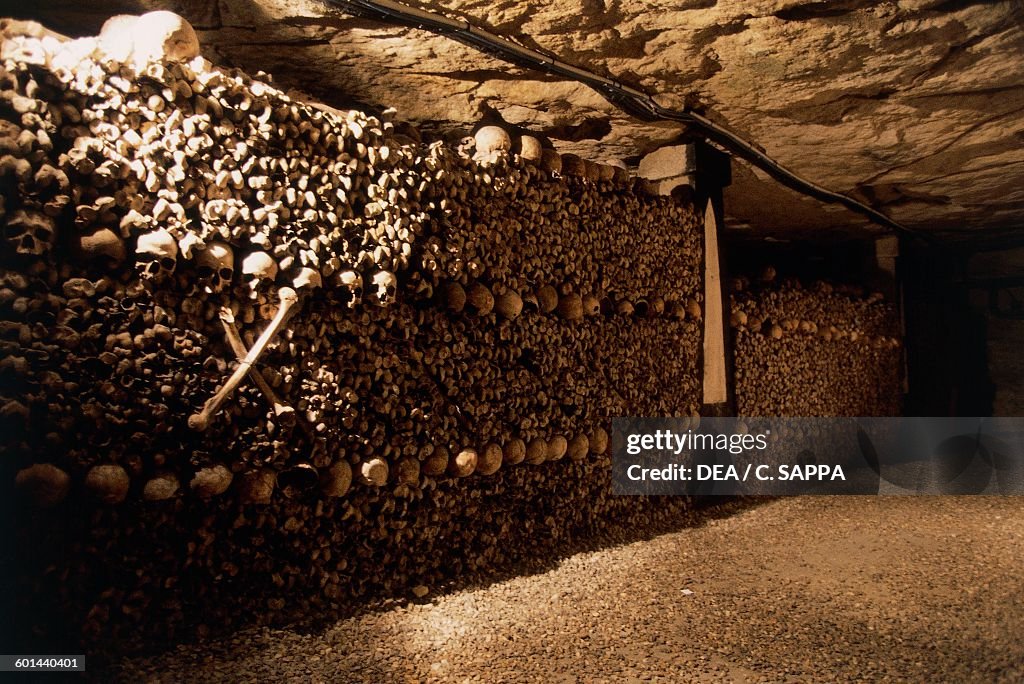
[{"left": 24, "top": 0, "right": 1024, "bottom": 243}]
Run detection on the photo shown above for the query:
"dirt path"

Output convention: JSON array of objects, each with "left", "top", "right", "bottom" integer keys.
[{"left": 111, "top": 497, "right": 1024, "bottom": 683}]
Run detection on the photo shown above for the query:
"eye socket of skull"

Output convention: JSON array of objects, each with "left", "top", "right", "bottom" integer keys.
[
  {"left": 218, "top": 267, "right": 233, "bottom": 280},
  {"left": 160, "top": 257, "right": 175, "bottom": 269},
  {"left": 197, "top": 265, "right": 215, "bottom": 278}
]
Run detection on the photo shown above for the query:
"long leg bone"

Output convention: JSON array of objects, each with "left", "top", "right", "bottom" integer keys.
[
  {"left": 218, "top": 306, "right": 305, "bottom": 432},
  {"left": 189, "top": 287, "right": 299, "bottom": 431}
]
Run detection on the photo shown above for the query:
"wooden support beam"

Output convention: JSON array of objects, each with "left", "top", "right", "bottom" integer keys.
[
  {"left": 641, "top": 141, "right": 733, "bottom": 413},
  {"left": 693, "top": 142, "right": 734, "bottom": 415},
  {"left": 702, "top": 198, "right": 728, "bottom": 406}
]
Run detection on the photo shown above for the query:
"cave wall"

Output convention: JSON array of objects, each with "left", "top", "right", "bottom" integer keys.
[{"left": 1, "top": 17, "right": 903, "bottom": 657}]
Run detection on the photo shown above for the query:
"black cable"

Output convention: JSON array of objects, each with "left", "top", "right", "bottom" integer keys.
[{"left": 323, "top": 0, "right": 929, "bottom": 241}]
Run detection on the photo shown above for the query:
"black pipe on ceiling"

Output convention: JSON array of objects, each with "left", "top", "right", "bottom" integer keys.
[{"left": 322, "top": 0, "right": 931, "bottom": 242}]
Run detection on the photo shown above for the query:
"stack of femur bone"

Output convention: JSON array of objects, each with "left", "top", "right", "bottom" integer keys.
[
  {"left": 1, "top": 13, "right": 712, "bottom": 650},
  {"left": 730, "top": 267, "right": 903, "bottom": 417}
]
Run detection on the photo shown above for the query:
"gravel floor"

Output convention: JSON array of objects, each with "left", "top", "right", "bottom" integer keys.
[{"left": 108, "top": 496, "right": 1023, "bottom": 683}]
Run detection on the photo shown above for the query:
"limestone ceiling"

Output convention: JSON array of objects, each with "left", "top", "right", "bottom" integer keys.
[{"left": 23, "top": 0, "right": 1024, "bottom": 243}]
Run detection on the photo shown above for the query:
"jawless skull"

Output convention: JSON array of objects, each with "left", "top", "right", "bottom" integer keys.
[
  {"left": 194, "top": 241, "right": 234, "bottom": 293},
  {"left": 4, "top": 209, "right": 56, "bottom": 257},
  {"left": 370, "top": 270, "right": 397, "bottom": 307}
]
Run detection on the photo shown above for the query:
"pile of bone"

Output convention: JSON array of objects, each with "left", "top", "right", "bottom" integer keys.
[
  {"left": 1, "top": 12, "right": 707, "bottom": 652},
  {"left": 728, "top": 267, "right": 900, "bottom": 343},
  {"left": 730, "top": 267, "right": 903, "bottom": 417},
  {"left": 1, "top": 9, "right": 704, "bottom": 507}
]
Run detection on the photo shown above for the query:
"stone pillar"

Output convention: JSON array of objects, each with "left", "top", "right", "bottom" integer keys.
[
  {"left": 873, "top": 235, "right": 908, "bottom": 393},
  {"left": 874, "top": 235, "right": 900, "bottom": 301},
  {"left": 637, "top": 143, "right": 696, "bottom": 196}
]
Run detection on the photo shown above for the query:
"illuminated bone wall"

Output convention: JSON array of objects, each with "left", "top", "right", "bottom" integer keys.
[
  {"left": 1, "top": 14, "right": 900, "bottom": 654},
  {"left": 1, "top": 15, "right": 705, "bottom": 651}
]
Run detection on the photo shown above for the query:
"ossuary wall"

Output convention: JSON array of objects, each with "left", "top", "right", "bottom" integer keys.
[
  {"left": 1, "top": 13, "right": 901, "bottom": 656},
  {"left": 730, "top": 273, "right": 903, "bottom": 417},
  {"left": 1, "top": 16, "right": 705, "bottom": 653}
]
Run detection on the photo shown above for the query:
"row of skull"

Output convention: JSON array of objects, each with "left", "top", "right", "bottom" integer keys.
[{"left": 134, "top": 228, "right": 395, "bottom": 305}]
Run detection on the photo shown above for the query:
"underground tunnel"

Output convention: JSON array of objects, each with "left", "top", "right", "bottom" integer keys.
[{"left": 1, "top": 1, "right": 1022, "bottom": 681}]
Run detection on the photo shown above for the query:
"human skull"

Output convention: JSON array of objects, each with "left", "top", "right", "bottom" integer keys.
[
  {"left": 370, "top": 270, "right": 397, "bottom": 307},
  {"left": 474, "top": 126, "right": 511, "bottom": 155},
  {"left": 135, "top": 228, "right": 178, "bottom": 282},
  {"left": 98, "top": 14, "right": 138, "bottom": 64},
  {"left": 84, "top": 464, "right": 130, "bottom": 504},
  {"left": 540, "top": 149, "right": 562, "bottom": 175},
  {"left": 292, "top": 266, "right": 322, "bottom": 290},
  {"left": 190, "top": 465, "right": 232, "bottom": 498},
  {"left": 473, "top": 126, "right": 512, "bottom": 165},
  {"left": 77, "top": 227, "right": 126, "bottom": 265},
  {"left": 333, "top": 269, "right": 363, "bottom": 309},
  {"left": 194, "top": 241, "right": 234, "bottom": 293},
  {"left": 561, "top": 154, "right": 585, "bottom": 177},
  {"left": 15, "top": 463, "right": 70, "bottom": 508},
  {"left": 130, "top": 11, "right": 200, "bottom": 69},
  {"left": 516, "top": 135, "right": 543, "bottom": 163},
  {"left": 240, "top": 250, "right": 278, "bottom": 298},
  {"left": 4, "top": 209, "right": 56, "bottom": 256}
]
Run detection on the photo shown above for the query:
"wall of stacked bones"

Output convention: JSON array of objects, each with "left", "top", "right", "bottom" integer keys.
[
  {"left": 0, "top": 14, "right": 899, "bottom": 652},
  {"left": 730, "top": 271, "right": 903, "bottom": 417}
]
